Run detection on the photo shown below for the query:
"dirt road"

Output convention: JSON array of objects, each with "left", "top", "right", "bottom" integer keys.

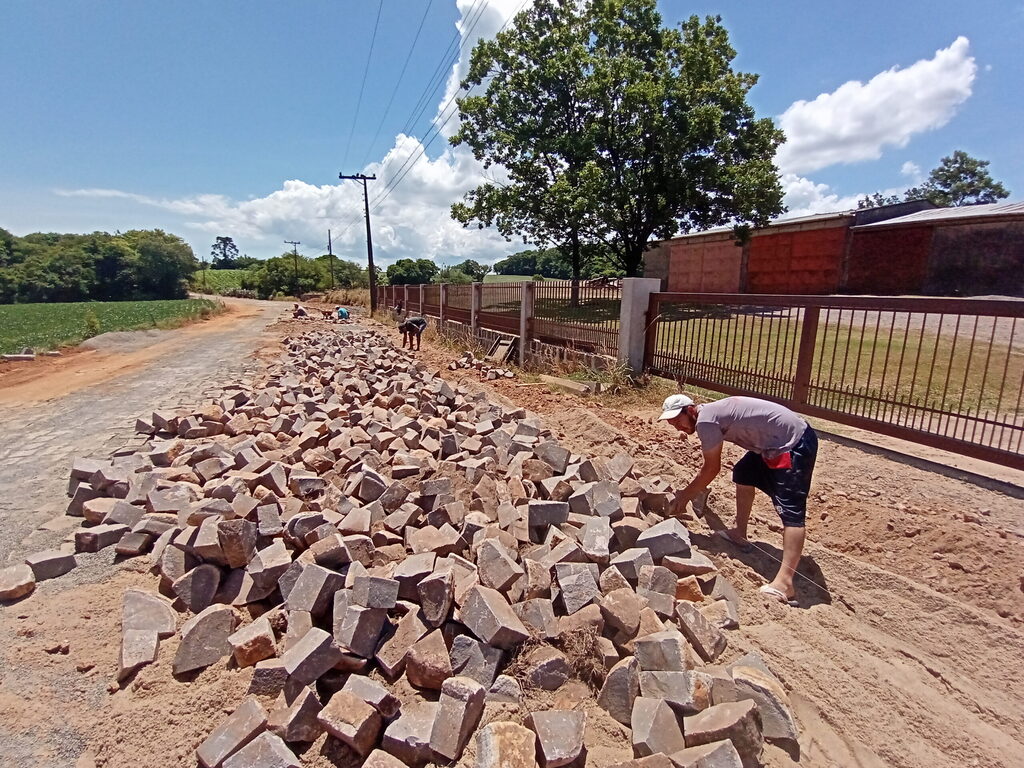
[
  {"left": 1, "top": 312, "right": 1022, "bottom": 768},
  {"left": 0, "top": 298, "right": 283, "bottom": 562}
]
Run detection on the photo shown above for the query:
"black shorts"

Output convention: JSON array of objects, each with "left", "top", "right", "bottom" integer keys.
[{"left": 732, "top": 426, "right": 817, "bottom": 527}]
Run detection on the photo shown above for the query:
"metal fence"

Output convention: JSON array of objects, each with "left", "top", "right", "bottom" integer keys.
[
  {"left": 645, "top": 292, "right": 1024, "bottom": 470},
  {"left": 533, "top": 282, "right": 621, "bottom": 356}
]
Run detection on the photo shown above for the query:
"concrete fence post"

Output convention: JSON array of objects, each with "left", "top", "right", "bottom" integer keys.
[
  {"left": 403, "top": 285, "right": 409, "bottom": 314},
  {"left": 439, "top": 283, "right": 448, "bottom": 326},
  {"left": 419, "top": 284, "right": 425, "bottom": 315},
  {"left": 519, "top": 282, "right": 535, "bottom": 366},
  {"left": 617, "top": 277, "right": 662, "bottom": 372},
  {"left": 471, "top": 282, "right": 482, "bottom": 332}
]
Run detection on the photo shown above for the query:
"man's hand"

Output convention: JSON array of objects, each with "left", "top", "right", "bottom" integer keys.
[{"left": 670, "top": 489, "right": 693, "bottom": 519}]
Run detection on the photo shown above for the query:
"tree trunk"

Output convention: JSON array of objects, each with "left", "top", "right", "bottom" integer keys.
[{"left": 569, "top": 230, "right": 582, "bottom": 307}]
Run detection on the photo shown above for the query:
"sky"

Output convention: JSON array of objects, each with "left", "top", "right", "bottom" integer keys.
[{"left": 2, "top": 0, "right": 1021, "bottom": 269}]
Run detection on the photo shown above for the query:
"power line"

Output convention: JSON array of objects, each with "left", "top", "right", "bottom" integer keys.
[
  {"left": 359, "top": 0, "right": 436, "bottom": 170},
  {"left": 340, "top": 0, "right": 384, "bottom": 172}
]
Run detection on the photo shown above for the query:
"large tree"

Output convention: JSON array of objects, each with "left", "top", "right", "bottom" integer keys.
[
  {"left": 210, "top": 236, "right": 240, "bottom": 269},
  {"left": 451, "top": 0, "right": 785, "bottom": 277},
  {"left": 859, "top": 151, "right": 1011, "bottom": 210},
  {"left": 911, "top": 150, "right": 1010, "bottom": 207},
  {"left": 385, "top": 258, "right": 439, "bottom": 286}
]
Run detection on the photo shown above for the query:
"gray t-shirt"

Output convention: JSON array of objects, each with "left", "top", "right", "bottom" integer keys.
[{"left": 695, "top": 397, "right": 807, "bottom": 459}]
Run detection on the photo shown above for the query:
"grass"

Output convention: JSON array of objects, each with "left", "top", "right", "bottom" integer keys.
[
  {"left": 651, "top": 307, "right": 1024, "bottom": 424},
  {"left": 0, "top": 299, "right": 223, "bottom": 354},
  {"left": 190, "top": 269, "right": 250, "bottom": 294},
  {"left": 484, "top": 274, "right": 535, "bottom": 283},
  {"left": 324, "top": 287, "right": 371, "bottom": 309}
]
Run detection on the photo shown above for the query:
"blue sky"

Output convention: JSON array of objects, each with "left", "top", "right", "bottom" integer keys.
[{"left": 2, "top": 0, "right": 1020, "bottom": 267}]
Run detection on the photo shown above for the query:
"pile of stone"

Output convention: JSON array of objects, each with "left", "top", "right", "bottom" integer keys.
[
  {"left": 1, "top": 328, "right": 799, "bottom": 768},
  {"left": 448, "top": 351, "right": 516, "bottom": 381}
]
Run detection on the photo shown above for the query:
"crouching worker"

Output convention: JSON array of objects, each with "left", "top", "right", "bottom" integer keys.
[
  {"left": 659, "top": 394, "right": 818, "bottom": 607},
  {"left": 398, "top": 316, "right": 427, "bottom": 350},
  {"left": 335, "top": 306, "right": 349, "bottom": 321}
]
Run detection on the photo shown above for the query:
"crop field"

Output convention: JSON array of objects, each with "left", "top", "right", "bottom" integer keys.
[
  {"left": 483, "top": 274, "right": 534, "bottom": 283},
  {"left": 0, "top": 299, "right": 222, "bottom": 354},
  {"left": 190, "top": 269, "right": 250, "bottom": 293}
]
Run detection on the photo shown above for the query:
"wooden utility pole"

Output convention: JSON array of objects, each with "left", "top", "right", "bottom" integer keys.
[
  {"left": 284, "top": 240, "right": 301, "bottom": 297},
  {"left": 327, "top": 229, "right": 335, "bottom": 289},
  {"left": 338, "top": 173, "right": 377, "bottom": 313}
]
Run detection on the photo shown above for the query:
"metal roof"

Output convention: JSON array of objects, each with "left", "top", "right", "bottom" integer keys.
[{"left": 854, "top": 202, "right": 1024, "bottom": 228}]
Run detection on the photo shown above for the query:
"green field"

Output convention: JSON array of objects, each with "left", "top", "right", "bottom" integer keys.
[
  {"left": 483, "top": 274, "right": 535, "bottom": 283},
  {"left": 0, "top": 299, "right": 222, "bottom": 354},
  {"left": 190, "top": 269, "right": 250, "bottom": 293}
]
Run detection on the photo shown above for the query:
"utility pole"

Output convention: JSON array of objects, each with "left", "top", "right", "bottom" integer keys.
[
  {"left": 339, "top": 172, "right": 377, "bottom": 313},
  {"left": 327, "top": 229, "right": 335, "bottom": 289},
  {"left": 284, "top": 240, "right": 301, "bottom": 297}
]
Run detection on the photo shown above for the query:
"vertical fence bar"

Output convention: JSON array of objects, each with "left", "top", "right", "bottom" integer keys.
[{"left": 792, "top": 305, "right": 820, "bottom": 407}]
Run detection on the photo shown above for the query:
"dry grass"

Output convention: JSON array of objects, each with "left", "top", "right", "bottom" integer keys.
[{"left": 324, "top": 287, "right": 371, "bottom": 309}]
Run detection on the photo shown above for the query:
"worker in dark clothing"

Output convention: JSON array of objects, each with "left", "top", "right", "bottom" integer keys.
[{"left": 398, "top": 316, "right": 427, "bottom": 350}]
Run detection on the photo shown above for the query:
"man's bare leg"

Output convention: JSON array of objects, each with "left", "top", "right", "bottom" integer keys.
[
  {"left": 723, "top": 484, "right": 754, "bottom": 544},
  {"left": 766, "top": 525, "right": 805, "bottom": 600}
]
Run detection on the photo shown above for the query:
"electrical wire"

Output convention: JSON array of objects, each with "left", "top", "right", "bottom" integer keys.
[{"left": 339, "top": 0, "right": 384, "bottom": 173}]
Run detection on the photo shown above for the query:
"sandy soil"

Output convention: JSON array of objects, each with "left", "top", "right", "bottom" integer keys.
[{"left": 1, "top": 313, "right": 1021, "bottom": 768}]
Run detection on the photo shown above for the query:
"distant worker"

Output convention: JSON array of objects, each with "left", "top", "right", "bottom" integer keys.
[
  {"left": 659, "top": 393, "right": 818, "bottom": 608},
  {"left": 395, "top": 299, "right": 405, "bottom": 314},
  {"left": 398, "top": 316, "right": 427, "bottom": 350},
  {"left": 336, "top": 306, "right": 350, "bottom": 320},
  {"left": 292, "top": 303, "right": 308, "bottom": 319}
]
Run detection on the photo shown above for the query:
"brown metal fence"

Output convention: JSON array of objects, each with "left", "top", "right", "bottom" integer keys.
[
  {"left": 644, "top": 292, "right": 1024, "bottom": 470},
  {"left": 479, "top": 283, "right": 523, "bottom": 335},
  {"left": 533, "top": 282, "right": 621, "bottom": 356},
  {"left": 446, "top": 284, "right": 472, "bottom": 324}
]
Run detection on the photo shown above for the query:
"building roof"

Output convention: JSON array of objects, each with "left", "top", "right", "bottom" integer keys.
[{"left": 854, "top": 202, "right": 1024, "bottom": 229}]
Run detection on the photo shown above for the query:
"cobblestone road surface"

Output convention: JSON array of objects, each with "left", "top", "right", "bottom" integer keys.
[{"left": 0, "top": 299, "right": 281, "bottom": 564}]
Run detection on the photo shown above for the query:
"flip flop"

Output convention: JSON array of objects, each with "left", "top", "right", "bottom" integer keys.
[
  {"left": 715, "top": 529, "right": 753, "bottom": 553},
  {"left": 760, "top": 584, "right": 799, "bottom": 607}
]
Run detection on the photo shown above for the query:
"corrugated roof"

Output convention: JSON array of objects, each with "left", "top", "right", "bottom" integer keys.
[{"left": 854, "top": 202, "right": 1024, "bottom": 228}]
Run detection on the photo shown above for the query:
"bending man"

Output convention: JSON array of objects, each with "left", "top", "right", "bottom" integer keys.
[
  {"left": 659, "top": 394, "right": 818, "bottom": 606},
  {"left": 398, "top": 316, "right": 427, "bottom": 350}
]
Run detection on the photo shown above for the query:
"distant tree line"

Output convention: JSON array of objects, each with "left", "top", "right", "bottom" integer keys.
[
  {"left": 240, "top": 251, "right": 373, "bottom": 299},
  {"left": 492, "top": 246, "right": 623, "bottom": 280},
  {"left": 0, "top": 227, "right": 197, "bottom": 304}
]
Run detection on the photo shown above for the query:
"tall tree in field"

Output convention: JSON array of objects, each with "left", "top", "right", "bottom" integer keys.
[
  {"left": 451, "top": 0, "right": 606, "bottom": 302},
  {"left": 909, "top": 150, "right": 1010, "bottom": 207},
  {"left": 210, "top": 236, "right": 240, "bottom": 269},
  {"left": 451, "top": 0, "right": 785, "bottom": 278}
]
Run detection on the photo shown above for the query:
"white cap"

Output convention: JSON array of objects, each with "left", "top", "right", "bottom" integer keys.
[{"left": 658, "top": 393, "right": 694, "bottom": 420}]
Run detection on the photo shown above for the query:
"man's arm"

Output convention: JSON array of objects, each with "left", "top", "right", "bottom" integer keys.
[{"left": 673, "top": 443, "right": 722, "bottom": 515}]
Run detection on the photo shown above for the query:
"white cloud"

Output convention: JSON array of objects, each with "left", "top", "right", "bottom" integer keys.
[
  {"left": 54, "top": 1, "right": 531, "bottom": 266},
  {"left": 776, "top": 37, "right": 976, "bottom": 174},
  {"left": 900, "top": 161, "right": 922, "bottom": 180}
]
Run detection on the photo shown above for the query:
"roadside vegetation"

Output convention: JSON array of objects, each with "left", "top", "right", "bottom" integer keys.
[{"left": 0, "top": 298, "right": 222, "bottom": 354}]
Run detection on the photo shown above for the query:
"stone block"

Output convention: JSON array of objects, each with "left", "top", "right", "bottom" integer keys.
[
  {"left": 730, "top": 665, "right": 798, "bottom": 753},
  {"left": 406, "top": 629, "right": 452, "bottom": 690},
  {"left": 267, "top": 687, "right": 323, "bottom": 743},
  {"left": 676, "top": 576, "right": 705, "bottom": 603},
  {"left": 528, "top": 710, "right": 586, "bottom": 768},
  {"left": 430, "top": 675, "right": 486, "bottom": 761},
  {"left": 119, "top": 628, "right": 158, "bottom": 681},
  {"left": 75, "top": 523, "right": 129, "bottom": 553},
  {"left": 222, "top": 732, "right": 299, "bottom": 768},
  {"left": 676, "top": 602, "right": 727, "bottom": 662},
  {"left": 599, "top": 587, "right": 644, "bottom": 637},
  {"left": 528, "top": 500, "right": 569, "bottom": 528},
  {"left": 476, "top": 720, "right": 538, "bottom": 768},
  {"left": 173, "top": 563, "right": 222, "bottom": 614},
  {"left": 285, "top": 564, "right": 344, "bottom": 617},
  {"left": 218, "top": 519, "right": 257, "bottom": 569},
  {"left": 461, "top": 586, "right": 530, "bottom": 649},
  {"left": 636, "top": 518, "right": 691, "bottom": 560},
  {"left": 513, "top": 598, "right": 559, "bottom": 640},
  {"left": 634, "top": 630, "right": 694, "bottom": 672},
  {"left": 123, "top": 589, "right": 176, "bottom": 637},
  {"left": 382, "top": 701, "right": 438, "bottom": 766},
  {"left": 376, "top": 608, "right": 428, "bottom": 678},
  {"left": 610, "top": 548, "right": 655, "bottom": 583},
  {"left": 668, "top": 741, "right": 743, "bottom": 768},
  {"left": 449, "top": 634, "right": 504, "bottom": 689},
  {"left": 281, "top": 627, "right": 343, "bottom": 686},
  {"left": 228, "top": 617, "right": 277, "bottom": 667},
  {"left": 487, "top": 673, "right": 525, "bottom": 705},
  {"left": 342, "top": 674, "right": 401, "bottom": 719},
  {"left": 637, "top": 565, "right": 678, "bottom": 617},
  {"left": 196, "top": 696, "right": 267, "bottom": 768},
  {"left": 334, "top": 604, "right": 388, "bottom": 658},
  {"left": 317, "top": 690, "right": 382, "bottom": 757},
  {"left": 24, "top": 550, "right": 76, "bottom": 581},
  {"left": 174, "top": 604, "right": 237, "bottom": 675},
  {"left": 683, "top": 701, "right": 763, "bottom": 768},
  {"left": 554, "top": 562, "right": 600, "bottom": 615},
  {"left": 638, "top": 671, "right": 710, "bottom": 716},
  {"left": 417, "top": 568, "right": 454, "bottom": 627},
  {"left": 523, "top": 646, "right": 570, "bottom": 690},
  {"left": 363, "top": 750, "right": 408, "bottom": 768},
  {"left": 393, "top": 552, "right": 436, "bottom": 599},
  {"left": 476, "top": 539, "right": 524, "bottom": 593},
  {"left": 580, "top": 516, "right": 613, "bottom": 563},
  {"left": 352, "top": 575, "right": 400, "bottom": 610},
  {"left": 631, "top": 697, "right": 686, "bottom": 758},
  {"left": 597, "top": 656, "right": 640, "bottom": 726},
  {"left": 662, "top": 551, "right": 717, "bottom": 577}
]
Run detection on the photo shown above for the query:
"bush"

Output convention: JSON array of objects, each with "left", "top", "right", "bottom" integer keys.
[
  {"left": 533, "top": 274, "right": 545, "bottom": 282},
  {"left": 83, "top": 309, "right": 101, "bottom": 338}
]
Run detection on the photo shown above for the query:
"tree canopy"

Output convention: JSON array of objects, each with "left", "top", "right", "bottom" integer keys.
[
  {"left": 385, "top": 258, "right": 439, "bottom": 285},
  {"left": 210, "top": 236, "right": 240, "bottom": 269},
  {"left": 859, "top": 151, "right": 1011, "bottom": 209},
  {"left": 0, "top": 228, "right": 197, "bottom": 304},
  {"left": 450, "top": 0, "right": 785, "bottom": 277}
]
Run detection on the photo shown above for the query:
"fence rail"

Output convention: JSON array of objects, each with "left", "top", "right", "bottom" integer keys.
[{"left": 645, "top": 292, "right": 1024, "bottom": 470}]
